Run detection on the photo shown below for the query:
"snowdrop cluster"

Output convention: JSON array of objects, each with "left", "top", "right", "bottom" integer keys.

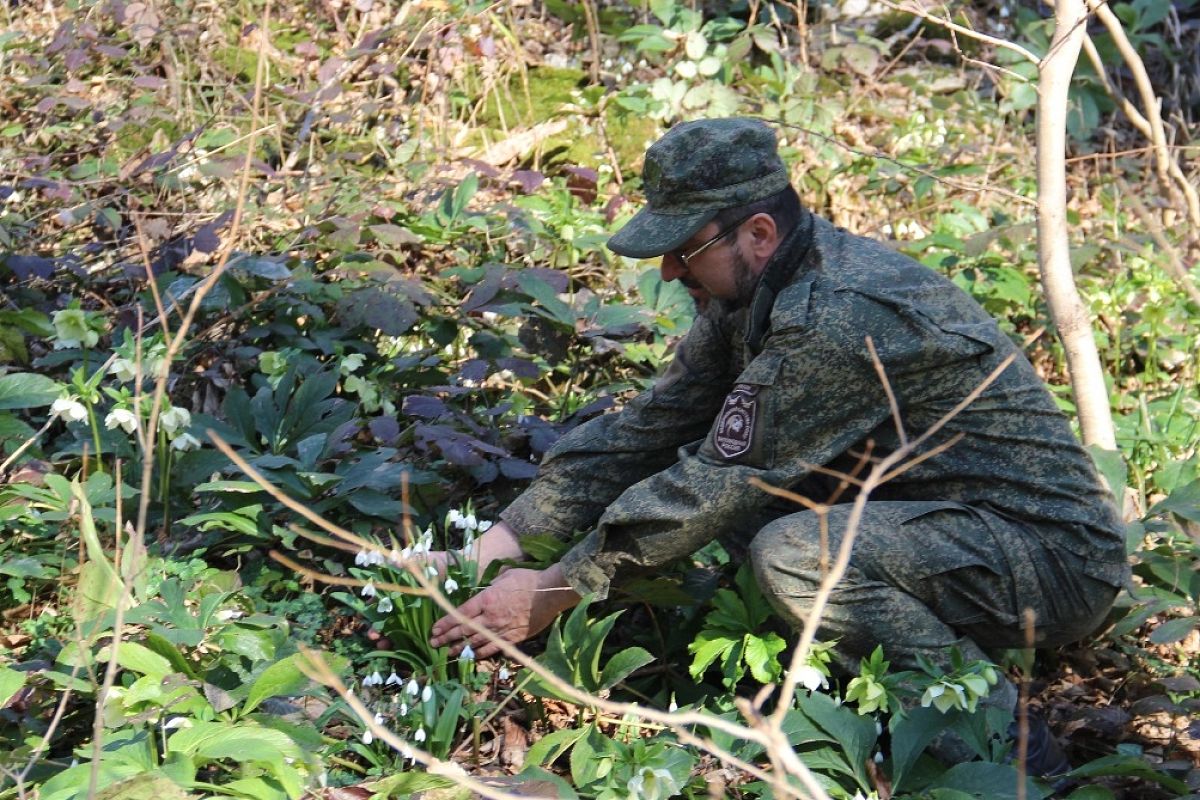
[
  {"left": 894, "top": 112, "right": 948, "bottom": 151},
  {"left": 880, "top": 220, "right": 928, "bottom": 240}
]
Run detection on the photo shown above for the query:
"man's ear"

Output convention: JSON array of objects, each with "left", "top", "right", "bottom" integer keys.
[{"left": 745, "top": 212, "right": 779, "bottom": 264}]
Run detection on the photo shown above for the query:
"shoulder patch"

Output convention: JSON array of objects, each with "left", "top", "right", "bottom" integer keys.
[{"left": 714, "top": 384, "right": 759, "bottom": 458}]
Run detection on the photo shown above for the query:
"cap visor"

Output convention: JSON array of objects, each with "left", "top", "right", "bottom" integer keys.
[{"left": 607, "top": 207, "right": 716, "bottom": 259}]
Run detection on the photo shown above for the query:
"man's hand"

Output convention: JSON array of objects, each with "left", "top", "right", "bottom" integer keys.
[
  {"left": 421, "top": 521, "right": 525, "bottom": 580},
  {"left": 430, "top": 563, "right": 580, "bottom": 660}
]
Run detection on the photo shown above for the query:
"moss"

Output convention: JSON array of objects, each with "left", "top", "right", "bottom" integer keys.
[{"left": 476, "top": 65, "right": 587, "bottom": 129}]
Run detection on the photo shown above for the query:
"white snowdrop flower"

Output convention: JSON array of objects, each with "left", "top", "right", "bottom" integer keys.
[
  {"left": 497, "top": 665, "right": 510, "bottom": 682},
  {"left": 162, "top": 716, "right": 192, "bottom": 730},
  {"left": 51, "top": 397, "right": 88, "bottom": 423},
  {"left": 874, "top": 750, "right": 884, "bottom": 764},
  {"left": 447, "top": 509, "right": 463, "bottom": 525},
  {"left": 377, "top": 595, "right": 393, "bottom": 613},
  {"left": 880, "top": 223, "right": 894, "bottom": 237},
  {"left": 399, "top": 701, "right": 408, "bottom": 715},
  {"left": 399, "top": 546, "right": 413, "bottom": 561},
  {"left": 361, "top": 581, "right": 377, "bottom": 598},
  {"left": 406, "top": 678, "right": 420, "bottom": 697},
  {"left": 621, "top": 61, "right": 633, "bottom": 75},
  {"left": 443, "top": 577, "right": 459, "bottom": 594},
  {"left": 355, "top": 549, "right": 370, "bottom": 566},
  {"left": 109, "top": 357, "right": 138, "bottom": 382},
  {"left": 422, "top": 685, "right": 433, "bottom": 703},
  {"left": 420, "top": 528, "right": 433, "bottom": 550},
  {"left": 876, "top": 720, "right": 883, "bottom": 736},
  {"left": 159, "top": 405, "right": 191, "bottom": 436},
  {"left": 668, "top": 700, "right": 678, "bottom": 713},
  {"left": 370, "top": 550, "right": 386, "bottom": 566},
  {"left": 999, "top": 4, "right": 1010, "bottom": 16},
  {"left": 795, "top": 665, "right": 828, "bottom": 692},
  {"left": 171, "top": 432, "right": 201, "bottom": 451},
  {"left": 459, "top": 643, "right": 475, "bottom": 662},
  {"left": 477, "top": 520, "right": 493, "bottom": 532},
  {"left": 362, "top": 728, "right": 374, "bottom": 744},
  {"left": 373, "top": 712, "right": 384, "bottom": 725},
  {"left": 4, "top": 190, "right": 23, "bottom": 204},
  {"left": 414, "top": 726, "right": 426, "bottom": 743},
  {"left": 426, "top": 565, "right": 438, "bottom": 578},
  {"left": 386, "top": 672, "right": 402, "bottom": 687},
  {"left": 215, "top": 608, "right": 244, "bottom": 621},
  {"left": 363, "top": 671, "right": 383, "bottom": 687},
  {"left": 104, "top": 408, "right": 138, "bottom": 433}
]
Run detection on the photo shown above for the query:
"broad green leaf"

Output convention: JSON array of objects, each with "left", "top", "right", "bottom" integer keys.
[
  {"left": 799, "top": 692, "right": 877, "bottom": 786},
  {"left": 168, "top": 720, "right": 302, "bottom": 763},
  {"left": 0, "top": 666, "right": 25, "bottom": 707},
  {"left": 931, "top": 762, "right": 1049, "bottom": 800},
  {"left": 0, "top": 372, "right": 61, "bottom": 409},
  {"left": 1148, "top": 615, "right": 1198, "bottom": 645},
  {"left": 516, "top": 272, "right": 576, "bottom": 327},
  {"left": 93, "top": 773, "right": 194, "bottom": 800},
  {"left": 524, "top": 726, "right": 588, "bottom": 767},
  {"left": 743, "top": 632, "right": 787, "bottom": 683},
  {"left": 598, "top": 646, "right": 654, "bottom": 690},
  {"left": 688, "top": 632, "right": 736, "bottom": 680},
  {"left": 890, "top": 706, "right": 949, "bottom": 790},
  {"left": 242, "top": 653, "right": 311, "bottom": 714},
  {"left": 101, "top": 641, "right": 173, "bottom": 681}
]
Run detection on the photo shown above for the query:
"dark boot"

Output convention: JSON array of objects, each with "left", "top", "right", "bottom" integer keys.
[{"left": 1010, "top": 713, "right": 1072, "bottom": 778}]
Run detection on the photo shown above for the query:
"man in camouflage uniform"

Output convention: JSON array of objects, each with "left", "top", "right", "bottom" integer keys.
[{"left": 431, "top": 118, "right": 1128, "bottom": 772}]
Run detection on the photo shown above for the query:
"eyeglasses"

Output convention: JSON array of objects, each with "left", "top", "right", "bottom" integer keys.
[{"left": 672, "top": 213, "right": 754, "bottom": 270}]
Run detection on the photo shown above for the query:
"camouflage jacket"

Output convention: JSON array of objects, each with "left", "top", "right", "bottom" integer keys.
[{"left": 501, "top": 210, "right": 1127, "bottom": 599}]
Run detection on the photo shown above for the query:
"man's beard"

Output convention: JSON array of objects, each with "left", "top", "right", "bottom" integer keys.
[{"left": 717, "top": 243, "right": 760, "bottom": 314}]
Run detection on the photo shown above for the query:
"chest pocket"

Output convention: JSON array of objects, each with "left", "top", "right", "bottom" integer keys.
[{"left": 701, "top": 351, "right": 784, "bottom": 468}]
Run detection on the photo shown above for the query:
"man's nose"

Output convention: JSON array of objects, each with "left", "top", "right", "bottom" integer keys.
[{"left": 660, "top": 252, "right": 686, "bottom": 283}]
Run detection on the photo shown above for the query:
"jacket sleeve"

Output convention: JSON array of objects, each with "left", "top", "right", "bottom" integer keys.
[
  {"left": 500, "top": 308, "right": 736, "bottom": 543},
  {"left": 559, "top": 291, "right": 899, "bottom": 599}
]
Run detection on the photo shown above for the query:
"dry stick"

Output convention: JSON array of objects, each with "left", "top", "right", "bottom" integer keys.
[
  {"left": 866, "top": 337, "right": 907, "bottom": 448},
  {"left": 769, "top": 118, "right": 1036, "bottom": 207},
  {"left": 889, "top": 0, "right": 1041, "bottom": 63},
  {"left": 205, "top": 434, "right": 830, "bottom": 799},
  {"left": 132, "top": 216, "right": 172, "bottom": 341},
  {"left": 133, "top": 0, "right": 272, "bottom": 543},
  {"left": 579, "top": 0, "right": 602, "bottom": 86},
  {"left": 763, "top": 351, "right": 1017, "bottom": 730},
  {"left": 271, "top": 547, "right": 427, "bottom": 597},
  {"left": 1086, "top": 0, "right": 1200, "bottom": 228},
  {"left": 1080, "top": 35, "right": 1200, "bottom": 237},
  {"left": 1016, "top": 608, "right": 1037, "bottom": 800},
  {"left": 87, "top": 462, "right": 131, "bottom": 800}
]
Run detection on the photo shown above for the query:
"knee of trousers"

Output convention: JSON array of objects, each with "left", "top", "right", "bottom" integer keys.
[{"left": 749, "top": 512, "right": 826, "bottom": 599}]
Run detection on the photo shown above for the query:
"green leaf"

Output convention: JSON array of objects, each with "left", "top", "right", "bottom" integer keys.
[
  {"left": 798, "top": 692, "right": 878, "bottom": 786},
  {"left": 0, "top": 666, "right": 25, "bottom": 707},
  {"left": 0, "top": 372, "right": 61, "bottom": 409},
  {"left": 94, "top": 773, "right": 194, "bottom": 800},
  {"left": 598, "top": 646, "right": 654, "bottom": 690},
  {"left": 743, "top": 632, "right": 787, "bottom": 683},
  {"left": 102, "top": 641, "right": 173, "bottom": 681},
  {"left": 72, "top": 482, "right": 123, "bottom": 628},
  {"left": 524, "top": 727, "right": 588, "bottom": 767},
  {"left": 242, "top": 653, "right": 311, "bottom": 715},
  {"left": 931, "top": 762, "right": 1049, "bottom": 799},
  {"left": 1148, "top": 615, "right": 1199, "bottom": 644},
  {"left": 1149, "top": 478, "right": 1200, "bottom": 523},
  {"left": 516, "top": 272, "right": 576, "bottom": 327},
  {"left": 891, "top": 706, "right": 949, "bottom": 790},
  {"left": 168, "top": 720, "right": 303, "bottom": 763},
  {"left": 364, "top": 772, "right": 456, "bottom": 797},
  {"left": 688, "top": 632, "right": 736, "bottom": 680}
]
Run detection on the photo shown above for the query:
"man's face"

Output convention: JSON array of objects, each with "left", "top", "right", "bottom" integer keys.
[{"left": 660, "top": 221, "right": 758, "bottom": 312}]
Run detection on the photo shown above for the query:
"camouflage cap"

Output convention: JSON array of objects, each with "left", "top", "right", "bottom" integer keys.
[{"left": 608, "top": 118, "right": 790, "bottom": 259}]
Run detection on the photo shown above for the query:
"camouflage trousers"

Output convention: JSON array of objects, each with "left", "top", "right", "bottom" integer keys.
[{"left": 747, "top": 500, "right": 1120, "bottom": 711}]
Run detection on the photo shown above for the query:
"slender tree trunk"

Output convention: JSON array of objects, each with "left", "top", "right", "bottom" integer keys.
[{"left": 1037, "top": 0, "right": 1117, "bottom": 450}]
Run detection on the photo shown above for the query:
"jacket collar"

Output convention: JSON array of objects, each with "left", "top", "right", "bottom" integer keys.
[{"left": 744, "top": 206, "right": 815, "bottom": 354}]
